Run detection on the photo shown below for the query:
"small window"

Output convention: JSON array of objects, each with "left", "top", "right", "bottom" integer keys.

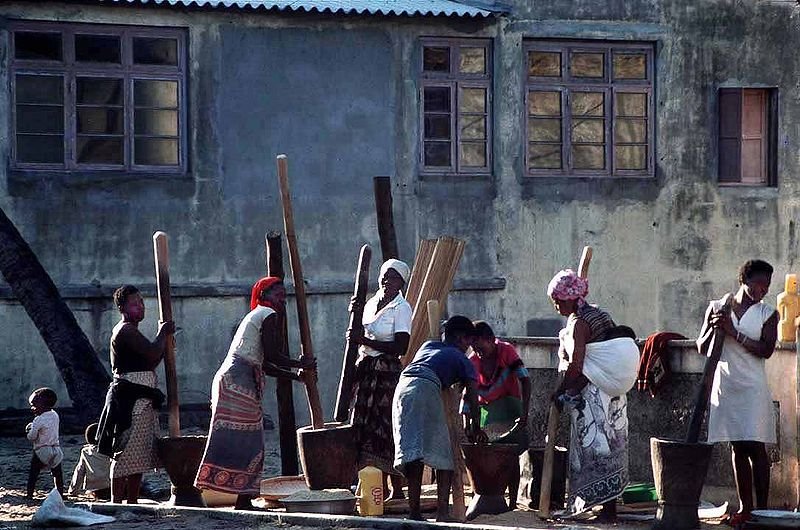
[
  {"left": 10, "top": 22, "right": 186, "bottom": 173},
  {"left": 718, "top": 88, "right": 777, "bottom": 186},
  {"left": 525, "top": 40, "right": 654, "bottom": 177},
  {"left": 420, "top": 39, "right": 492, "bottom": 175}
]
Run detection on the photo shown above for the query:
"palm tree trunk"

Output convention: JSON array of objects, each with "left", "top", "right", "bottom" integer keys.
[{"left": 0, "top": 206, "right": 110, "bottom": 424}]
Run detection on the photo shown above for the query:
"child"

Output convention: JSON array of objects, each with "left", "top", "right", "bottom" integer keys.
[
  {"left": 26, "top": 388, "right": 64, "bottom": 499},
  {"left": 68, "top": 423, "right": 111, "bottom": 500}
]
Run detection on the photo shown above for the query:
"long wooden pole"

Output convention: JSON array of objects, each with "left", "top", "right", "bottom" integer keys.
[
  {"left": 266, "top": 231, "right": 299, "bottom": 475},
  {"left": 334, "top": 244, "right": 372, "bottom": 422},
  {"left": 539, "top": 246, "right": 592, "bottom": 518},
  {"left": 276, "top": 154, "right": 324, "bottom": 430},
  {"left": 153, "top": 231, "right": 180, "bottom": 438},
  {"left": 373, "top": 176, "right": 399, "bottom": 261},
  {"left": 427, "top": 300, "right": 467, "bottom": 521}
]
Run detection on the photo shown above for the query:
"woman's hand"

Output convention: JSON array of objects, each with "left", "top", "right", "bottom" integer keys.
[
  {"left": 298, "top": 356, "right": 317, "bottom": 371},
  {"left": 710, "top": 311, "right": 737, "bottom": 337},
  {"left": 158, "top": 320, "right": 176, "bottom": 335},
  {"left": 348, "top": 296, "right": 364, "bottom": 314},
  {"left": 346, "top": 327, "right": 365, "bottom": 346}
]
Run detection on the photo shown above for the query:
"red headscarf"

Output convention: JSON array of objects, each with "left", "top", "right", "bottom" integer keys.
[{"left": 250, "top": 276, "right": 282, "bottom": 311}]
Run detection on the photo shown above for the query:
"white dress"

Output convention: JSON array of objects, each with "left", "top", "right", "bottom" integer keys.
[{"left": 707, "top": 297, "right": 777, "bottom": 443}]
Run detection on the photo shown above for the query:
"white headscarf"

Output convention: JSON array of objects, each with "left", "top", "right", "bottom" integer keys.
[{"left": 379, "top": 259, "right": 410, "bottom": 285}]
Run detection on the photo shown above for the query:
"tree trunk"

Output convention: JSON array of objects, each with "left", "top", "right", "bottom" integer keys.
[{"left": 0, "top": 206, "right": 110, "bottom": 424}]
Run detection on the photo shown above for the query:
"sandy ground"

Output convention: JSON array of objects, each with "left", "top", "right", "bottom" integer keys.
[{"left": 0, "top": 431, "right": 722, "bottom": 530}]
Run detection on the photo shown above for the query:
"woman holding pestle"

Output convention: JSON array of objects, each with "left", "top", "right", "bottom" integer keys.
[
  {"left": 347, "top": 259, "right": 412, "bottom": 500},
  {"left": 547, "top": 269, "right": 638, "bottom": 520},
  {"left": 96, "top": 285, "right": 174, "bottom": 504},
  {"left": 699, "top": 260, "right": 778, "bottom": 527},
  {"left": 195, "top": 277, "right": 316, "bottom": 510}
]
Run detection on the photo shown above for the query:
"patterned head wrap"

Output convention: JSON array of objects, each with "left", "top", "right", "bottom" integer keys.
[
  {"left": 250, "top": 276, "right": 282, "bottom": 310},
  {"left": 379, "top": 259, "right": 410, "bottom": 285},
  {"left": 547, "top": 269, "right": 589, "bottom": 307}
]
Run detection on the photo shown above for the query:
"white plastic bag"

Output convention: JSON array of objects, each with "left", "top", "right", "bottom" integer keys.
[{"left": 31, "top": 488, "right": 115, "bottom": 527}]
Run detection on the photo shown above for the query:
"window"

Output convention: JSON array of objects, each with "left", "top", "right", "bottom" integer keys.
[
  {"left": 10, "top": 22, "right": 186, "bottom": 173},
  {"left": 525, "top": 40, "right": 654, "bottom": 177},
  {"left": 718, "top": 88, "right": 777, "bottom": 186},
  {"left": 420, "top": 39, "right": 491, "bottom": 175}
]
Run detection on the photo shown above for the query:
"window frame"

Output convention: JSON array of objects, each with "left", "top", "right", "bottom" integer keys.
[
  {"left": 419, "top": 37, "right": 492, "bottom": 177},
  {"left": 525, "top": 40, "right": 655, "bottom": 178},
  {"left": 9, "top": 20, "right": 188, "bottom": 174}
]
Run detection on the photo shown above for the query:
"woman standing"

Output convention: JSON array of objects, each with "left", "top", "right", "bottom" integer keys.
[
  {"left": 547, "top": 269, "right": 638, "bottom": 520},
  {"left": 700, "top": 260, "right": 778, "bottom": 527},
  {"left": 195, "top": 277, "right": 315, "bottom": 510},
  {"left": 348, "top": 259, "right": 412, "bottom": 499}
]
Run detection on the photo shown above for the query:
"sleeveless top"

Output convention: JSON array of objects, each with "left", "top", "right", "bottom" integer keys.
[
  {"left": 707, "top": 297, "right": 776, "bottom": 443},
  {"left": 227, "top": 305, "right": 275, "bottom": 365}
]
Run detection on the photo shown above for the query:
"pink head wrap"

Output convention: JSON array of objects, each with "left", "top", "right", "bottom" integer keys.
[{"left": 547, "top": 269, "right": 589, "bottom": 307}]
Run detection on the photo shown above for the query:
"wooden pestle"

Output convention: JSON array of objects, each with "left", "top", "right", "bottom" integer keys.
[{"left": 153, "top": 231, "right": 179, "bottom": 438}]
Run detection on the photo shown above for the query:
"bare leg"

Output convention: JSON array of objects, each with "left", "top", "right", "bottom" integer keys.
[
  {"left": 435, "top": 469, "right": 455, "bottom": 522},
  {"left": 507, "top": 460, "right": 520, "bottom": 510},
  {"left": 27, "top": 454, "right": 44, "bottom": 498},
  {"left": 126, "top": 473, "right": 142, "bottom": 504},
  {"left": 111, "top": 478, "right": 126, "bottom": 503},
  {"left": 750, "top": 442, "right": 770, "bottom": 509},
  {"left": 389, "top": 474, "right": 406, "bottom": 500},
  {"left": 405, "top": 461, "right": 424, "bottom": 520},
  {"left": 731, "top": 441, "right": 754, "bottom": 514},
  {"left": 51, "top": 464, "right": 64, "bottom": 496},
  {"left": 235, "top": 494, "right": 254, "bottom": 510}
]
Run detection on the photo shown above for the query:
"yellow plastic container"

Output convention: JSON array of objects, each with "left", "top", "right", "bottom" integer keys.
[
  {"left": 777, "top": 273, "right": 798, "bottom": 343},
  {"left": 356, "top": 466, "right": 384, "bottom": 516}
]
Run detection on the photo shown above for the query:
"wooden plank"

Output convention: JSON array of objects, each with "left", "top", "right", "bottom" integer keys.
[
  {"left": 153, "top": 231, "right": 180, "bottom": 438},
  {"left": 373, "top": 176, "right": 399, "bottom": 261},
  {"left": 406, "top": 239, "right": 436, "bottom": 309}
]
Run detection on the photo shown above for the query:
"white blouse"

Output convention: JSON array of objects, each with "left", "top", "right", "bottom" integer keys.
[{"left": 360, "top": 291, "right": 412, "bottom": 358}]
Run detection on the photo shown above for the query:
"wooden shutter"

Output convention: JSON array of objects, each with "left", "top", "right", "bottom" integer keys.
[
  {"left": 718, "top": 88, "right": 741, "bottom": 182},
  {"left": 740, "top": 89, "right": 767, "bottom": 184}
]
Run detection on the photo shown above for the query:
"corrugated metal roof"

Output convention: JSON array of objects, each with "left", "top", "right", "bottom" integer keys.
[{"left": 89, "top": 0, "right": 502, "bottom": 18}]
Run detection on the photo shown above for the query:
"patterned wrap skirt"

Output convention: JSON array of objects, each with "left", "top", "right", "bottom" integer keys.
[
  {"left": 352, "top": 354, "right": 402, "bottom": 475},
  {"left": 110, "top": 371, "right": 160, "bottom": 479},
  {"left": 195, "top": 355, "right": 265, "bottom": 495}
]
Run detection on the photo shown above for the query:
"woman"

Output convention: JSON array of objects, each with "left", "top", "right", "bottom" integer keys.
[
  {"left": 195, "top": 277, "right": 315, "bottom": 510},
  {"left": 348, "top": 259, "right": 412, "bottom": 500},
  {"left": 699, "top": 260, "right": 777, "bottom": 527},
  {"left": 547, "top": 269, "right": 638, "bottom": 520},
  {"left": 98, "top": 285, "right": 173, "bottom": 504}
]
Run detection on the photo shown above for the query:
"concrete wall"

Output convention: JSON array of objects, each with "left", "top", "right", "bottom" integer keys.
[{"left": 0, "top": 0, "right": 798, "bottom": 456}]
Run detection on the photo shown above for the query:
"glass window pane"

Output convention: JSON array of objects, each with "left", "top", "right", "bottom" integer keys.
[
  {"left": 529, "top": 118, "right": 561, "bottom": 142},
  {"left": 529, "top": 143, "right": 561, "bottom": 169},
  {"left": 459, "top": 47, "right": 486, "bottom": 74},
  {"left": 134, "top": 109, "right": 178, "bottom": 136},
  {"left": 616, "top": 145, "right": 647, "bottom": 169},
  {"left": 529, "top": 51, "right": 561, "bottom": 77},
  {"left": 77, "top": 78, "right": 123, "bottom": 105},
  {"left": 460, "top": 115, "right": 485, "bottom": 140},
  {"left": 16, "top": 105, "right": 64, "bottom": 134},
  {"left": 78, "top": 108, "right": 124, "bottom": 134},
  {"left": 76, "top": 35, "right": 121, "bottom": 63},
  {"left": 134, "top": 80, "right": 178, "bottom": 108},
  {"left": 570, "top": 52, "right": 604, "bottom": 78},
  {"left": 615, "top": 119, "right": 647, "bottom": 143},
  {"left": 460, "top": 142, "right": 486, "bottom": 167},
  {"left": 16, "top": 75, "right": 63, "bottom": 104},
  {"left": 15, "top": 32, "right": 62, "bottom": 61},
  {"left": 613, "top": 53, "right": 647, "bottom": 80},
  {"left": 16, "top": 135, "right": 63, "bottom": 163},
  {"left": 572, "top": 92, "right": 604, "bottom": 117},
  {"left": 77, "top": 137, "right": 124, "bottom": 165},
  {"left": 529, "top": 91, "right": 561, "bottom": 116},
  {"left": 615, "top": 92, "right": 647, "bottom": 117},
  {"left": 424, "top": 115, "right": 450, "bottom": 140},
  {"left": 572, "top": 145, "right": 605, "bottom": 169},
  {"left": 424, "top": 141, "right": 451, "bottom": 167},
  {"left": 424, "top": 87, "right": 451, "bottom": 113},
  {"left": 135, "top": 138, "right": 179, "bottom": 165},
  {"left": 460, "top": 88, "right": 486, "bottom": 113},
  {"left": 133, "top": 37, "right": 178, "bottom": 65},
  {"left": 572, "top": 119, "right": 605, "bottom": 143},
  {"left": 423, "top": 46, "right": 450, "bottom": 73}
]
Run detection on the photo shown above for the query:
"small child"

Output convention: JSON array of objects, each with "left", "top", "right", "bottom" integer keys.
[
  {"left": 68, "top": 423, "right": 111, "bottom": 500},
  {"left": 26, "top": 388, "right": 64, "bottom": 499}
]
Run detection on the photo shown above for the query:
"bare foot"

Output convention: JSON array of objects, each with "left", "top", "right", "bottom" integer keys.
[
  {"left": 436, "top": 512, "right": 459, "bottom": 523},
  {"left": 408, "top": 511, "right": 424, "bottom": 521}
]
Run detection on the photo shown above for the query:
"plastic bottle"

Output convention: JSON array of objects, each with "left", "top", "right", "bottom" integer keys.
[
  {"left": 356, "top": 466, "right": 384, "bottom": 516},
  {"left": 777, "top": 273, "right": 798, "bottom": 343}
]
